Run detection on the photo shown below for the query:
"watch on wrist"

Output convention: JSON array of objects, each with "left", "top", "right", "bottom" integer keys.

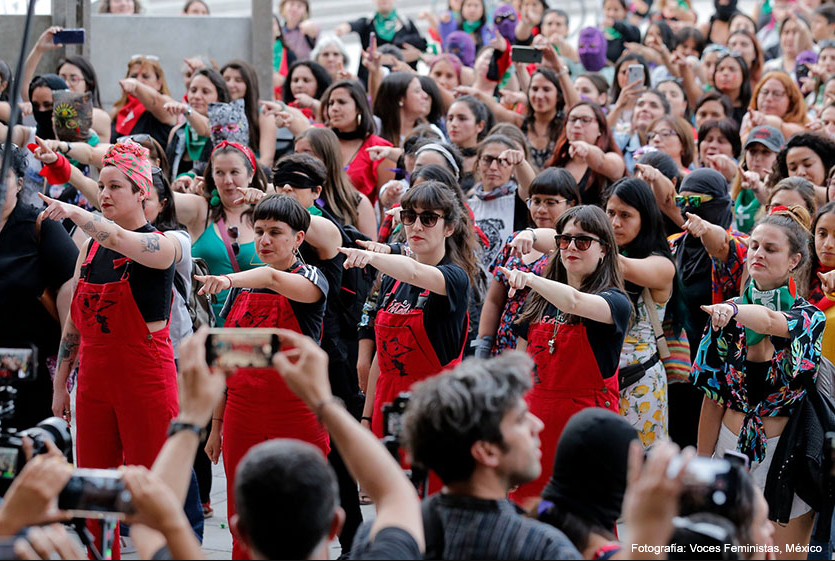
[
  {"left": 168, "top": 420, "right": 206, "bottom": 440},
  {"left": 185, "top": 105, "right": 193, "bottom": 117}
]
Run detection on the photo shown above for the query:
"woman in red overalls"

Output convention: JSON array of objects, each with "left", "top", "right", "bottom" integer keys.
[
  {"left": 195, "top": 194, "right": 330, "bottom": 560},
  {"left": 41, "top": 140, "right": 179, "bottom": 559},
  {"left": 339, "top": 181, "right": 478, "bottom": 438},
  {"left": 500, "top": 205, "right": 632, "bottom": 505}
]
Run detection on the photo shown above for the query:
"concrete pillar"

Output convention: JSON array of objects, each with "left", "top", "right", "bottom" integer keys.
[
  {"left": 50, "top": 0, "right": 91, "bottom": 58},
  {"left": 252, "top": 0, "right": 274, "bottom": 101}
]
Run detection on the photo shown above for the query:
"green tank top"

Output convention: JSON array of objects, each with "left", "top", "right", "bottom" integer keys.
[{"left": 192, "top": 221, "right": 263, "bottom": 326}]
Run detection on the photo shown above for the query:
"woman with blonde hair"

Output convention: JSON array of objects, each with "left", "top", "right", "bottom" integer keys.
[
  {"left": 110, "top": 55, "right": 175, "bottom": 147},
  {"left": 741, "top": 71, "right": 808, "bottom": 142}
]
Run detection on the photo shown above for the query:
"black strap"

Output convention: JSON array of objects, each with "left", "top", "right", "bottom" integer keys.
[{"left": 173, "top": 272, "right": 188, "bottom": 303}]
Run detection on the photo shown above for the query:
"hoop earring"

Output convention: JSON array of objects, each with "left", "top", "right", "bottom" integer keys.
[{"left": 357, "top": 113, "right": 362, "bottom": 125}]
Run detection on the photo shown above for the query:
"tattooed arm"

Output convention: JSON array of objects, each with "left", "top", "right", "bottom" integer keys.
[
  {"left": 37, "top": 193, "right": 176, "bottom": 270},
  {"left": 52, "top": 244, "right": 86, "bottom": 424}
]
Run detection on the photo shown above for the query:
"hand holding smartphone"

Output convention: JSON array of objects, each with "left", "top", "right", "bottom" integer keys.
[
  {"left": 53, "top": 29, "right": 85, "bottom": 45},
  {"left": 627, "top": 64, "right": 645, "bottom": 85},
  {"left": 204, "top": 328, "right": 281, "bottom": 371}
]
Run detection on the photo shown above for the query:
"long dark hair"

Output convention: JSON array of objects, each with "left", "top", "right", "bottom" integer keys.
[
  {"left": 774, "top": 132, "right": 835, "bottom": 186},
  {"left": 418, "top": 75, "right": 445, "bottom": 125},
  {"left": 400, "top": 181, "right": 480, "bottom": 284},
  {"left": 522, "top": 68, "right": 565, "bottom": 148},
  {"left": 713, "top": 53, "right": 751, "bottom": 109},
  {"left": 811, "top": 201, "right": 835, "bottom": 277},
  {"left": 57, "top": 56, "right": 102, "bottom": 108},
  {"left": 320, "top": 80, "right": 375, "bottom": 139},
  {"left": 151, "top": 168, "right": 182, "bottom": 232},
  {"left": 517, "top": 205, "right": 625, "bottom": 326},
  {"left": 610, "top": 53, "right": 650, "bottom": 104},
  {"left": 375, "top": 72, "right": 423, "bottom": 147},
  {"left": 221, "top": 60, "right": 262, "bottom": 150},
  {"left": 606, "top": 177, "right": 687, "bottom": 332},
  {"left": 282, "top": 60, "right": 332, "bottom": 105},
  {"left": 190, "top": 68, "right": 231, "bottom": 103}
]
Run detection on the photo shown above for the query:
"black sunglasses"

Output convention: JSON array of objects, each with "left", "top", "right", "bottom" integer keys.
[
  {"left": 400, "top": 209, "right": 445, "bottom": 228},
  {"left": 556, "top": 234, "right": 602, "bottom": 251},
  {"left": 117, "top": 134, "right": 151, "bottom": 144},
  {"left": 228, "top": 225, "right": 240, "bottom": 256}
]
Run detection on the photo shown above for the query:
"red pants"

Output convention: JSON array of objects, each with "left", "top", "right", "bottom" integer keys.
[{"left": 223, "top": 368, "right": 329, "bottom": 560}]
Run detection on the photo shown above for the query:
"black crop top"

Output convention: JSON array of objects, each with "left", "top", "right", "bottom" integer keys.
[{"left": 84, "top": 222, "right": 175, "bottom": 322}]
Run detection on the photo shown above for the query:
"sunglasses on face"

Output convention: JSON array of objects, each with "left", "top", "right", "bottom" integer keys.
[
  {"left": 212, "top": 123, "right": 242, "bottom": 134},
  {"left": 117, "top": 134, "right": 151, "bottom": 144},
  {"left": 228, "top": 225, "right": 240, "bottom": 256},
  {"left": 400, "top": 209, "right": 445, "bottom": 227},
  {"left": 675, "top": 194, "right": 714, "bottom": 208},
  {"left": 556, "top": 234, "right": 602, "bottom": 251}
]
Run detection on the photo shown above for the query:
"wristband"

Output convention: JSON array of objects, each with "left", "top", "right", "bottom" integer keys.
[
  {"left": 361, "top": 416, "right": 373, "bottom": 422},
  {"left": 525, "top": 227, "right": 538, "bottom": 243},
  {"left": 168, "top": 420, "right": 207, "bottom": 440},
  {"left": 185, "top": 105, "right": 193, "bottom": 117},
  {"left": 38, "top": 153, "right": 72, "bottom": 185},
  {"left": 727, "top": 299, "right": 739, "bottom": 319}
]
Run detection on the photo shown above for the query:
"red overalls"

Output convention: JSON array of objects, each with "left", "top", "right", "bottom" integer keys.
[
  {"left": 372, "top": 281, "right": 468, "bottom": 438},
  {"left": 510, "top": 318, "right": 620, "bottom": 505},
  {"left": 223, "top": 289, "right": 330, "bottom": 560},
  {"left": 73, "top": 241, "right": 179, "bottom": 559}
]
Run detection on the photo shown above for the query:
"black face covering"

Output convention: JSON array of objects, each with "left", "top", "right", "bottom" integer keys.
[
  {"left": 540, "top": 409, "right": 638, "bottom": 531},
  {"left": 677, "top": 168, "right": 733, "bottom": 286},
  {"left": 33, "top": 109, "right": 55, "bottom": 140},
  {"left": 714, "top": 0, "right": 737, "bottom": 21}
]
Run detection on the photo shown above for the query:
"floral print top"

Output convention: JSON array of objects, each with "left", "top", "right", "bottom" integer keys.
[
  {"left": 689, "top": 298, "right": 826, "bottom": 462},
  {"left": 489, "top": 232, "right": 549, "bottom": 356}
]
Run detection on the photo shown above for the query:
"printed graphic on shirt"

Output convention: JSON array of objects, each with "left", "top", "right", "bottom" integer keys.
[
  {"left": 477, "top": 217, "right": 507, "bottom": 268},
  {"left": 379, "top": 331, "right": 417, "bottom": 377},
  {"left": 77, "top": 293, "right": 119, "bottom": 334}
]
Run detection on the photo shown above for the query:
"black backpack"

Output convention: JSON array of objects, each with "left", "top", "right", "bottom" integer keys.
[{"left": 173, "top": 257, "right": 217, "bottom": 332}]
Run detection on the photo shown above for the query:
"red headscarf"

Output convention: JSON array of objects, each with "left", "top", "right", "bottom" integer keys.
[
  {"left": 211, "top": 140, "right": 257, "bottom": 171},
  {"left": 102, "top": 140, "right": 153, "bottom": 197}
]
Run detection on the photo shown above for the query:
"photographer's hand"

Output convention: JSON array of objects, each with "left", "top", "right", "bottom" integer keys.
[
  {"left": 177, "top": 327, "right": 226, "bottom": 426},
  {"left": 0, "top": 445, "right": 72, "bottom": 537},
  {"left": 14, "top": 524, "right": 84, "bottom": 560}
]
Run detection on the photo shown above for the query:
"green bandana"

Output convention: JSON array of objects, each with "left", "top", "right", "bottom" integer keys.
[
  {"left": 740, "top": 277, "right": 796, "bottom": 345},
  {"left": 734, "top": 189, "right": 761, "bottom": 234},
  {"left": 605, "top": 26, "right": 622, "bottom": 40},
  {"left": 373, "top": 10, "right": 399, "bottom": 42},
  {"left": 184, "top": 122, "right": 208, "bottom": 163},
  {"left": 462, "top": 19, "right": 481, "bottom": 34},
  {"left": 273, "top": 40, "right": 284, "bottom": 72},
  {"left": 308, "top": 205, "right": 323, "bottom": 216}
]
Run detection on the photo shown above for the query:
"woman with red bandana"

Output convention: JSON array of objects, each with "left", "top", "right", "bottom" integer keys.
[{"left": 38, "top": 140, "right": 179, "bottom": 558}]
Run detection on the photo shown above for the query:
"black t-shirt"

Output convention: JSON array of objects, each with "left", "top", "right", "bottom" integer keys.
[
  {"left": 0, "top": 203, "right": 78, "bottom": 428},
  {"left": 374, "top": 259, "right": 470, "bottom": 366},
  {"left": 84, "top": 222, "right": 175, "bottom": 322},
  {"left": 513, "top": 288, "right": 631, "bottom": 379},
  {"left": 349, "top": 526, "right": 422, "bottom": 560},
  {"left": 110, "top": 111, "right": 172, "bottom": 150},
  {"left": 246, "top": 261, "right": 329, "bottom": 341}
]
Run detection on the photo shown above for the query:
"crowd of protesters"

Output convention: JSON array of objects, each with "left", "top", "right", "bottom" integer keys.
[{"left": 6, "top": 0, "right": 835, "bottom": 558}]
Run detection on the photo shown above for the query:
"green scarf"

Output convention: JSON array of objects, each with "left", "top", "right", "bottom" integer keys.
[
  {"left": 462, "top": 19, "right": 481, "bottom": 34},
  {"left": 308, "top": 205, "right": 322, "bottom": 216},
  {"left": 740, "top": 277, "right": 797, "bottom": 345},
  {"left": 374, "top": 10, "right": 399, "bottom": 42},
  {"left": 184, "top": 122, "right": 208, "bottom": 163},
  {"left": 605, "top": 26, "right": 622, "bottom": 40},
  {"left": 734, "top": 189, "right": 761, "bottom": 234},
  {"left": 273, "top": 40, "right": 283, "bottom": 72}
]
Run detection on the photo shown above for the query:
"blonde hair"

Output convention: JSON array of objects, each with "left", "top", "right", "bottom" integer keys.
[
  {"left": 110, "top": 57, "right": 172, "bottom": 117},
  {"left": 750, "top": 72, "right": 808, "bottom": 125}
]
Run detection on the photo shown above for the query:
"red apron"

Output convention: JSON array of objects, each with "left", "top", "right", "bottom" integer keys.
[
  {"left": 72, "top": 240, "right": 179, "bottom": 560},
  {"left": 372, "top": 281, "right": 467, "bottom": 438},
  {"left": 223, "top": 289, "right": 330, "bottom": 560},
  {"left": 510, "top": 318, "right": 619, "bottom": 505}
]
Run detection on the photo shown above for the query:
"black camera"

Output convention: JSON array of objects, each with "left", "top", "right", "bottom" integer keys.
[
  {"left": 381, "top": 393, "right": 428, "bottom": 496},
  {"left": 0, "top": 417, "right": 73, "bottom": 495}
]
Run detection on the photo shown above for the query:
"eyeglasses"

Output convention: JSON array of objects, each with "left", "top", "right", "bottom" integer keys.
[
  {"left": 494, "top": 13, "right": 517, "bottom": 23},
  {"left": 556, "top": 234, "right": 602, "bottom": 251},
  {"left": 675, "top": 194, "right": 714, "bottom": 207},
  {"left": 227, "top": 226, "right": 240, "bottom": 256},
  {"left": 479, "top": 154, "right": 511, "bottom": 168},
  {"left": 211, "top": 123, "right": 242, "bottom": 135},
  {"left": 59, "top": 74, "right": 84, "bottom": 85},
  {"left": 400, "top": 209, "right": 445, "bottom": 227},
  {"left": 117, "top": 134, "right": 151, "bottom": 144},
  {"left": 567, "top": 115, "right": 595, "bottom": 126},
  {"left": 758, "top": 88, "right": 787, "bottom": 99},
  {"left": 646, "top": 129, "right": 678, "bottom": 141},
  {"left": 526, "top": 197, "right": 569, "bottom": 208}
]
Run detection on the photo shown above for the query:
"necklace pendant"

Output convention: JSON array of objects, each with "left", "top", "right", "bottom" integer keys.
[{"left": 548, "top": 338, "right": 555, "bottom": 354}]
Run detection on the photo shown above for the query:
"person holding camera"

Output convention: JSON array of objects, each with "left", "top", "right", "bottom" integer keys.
[
  {"left": 694, "top": 205, "right": 825, "bottom": 553},
  {"left": 36, "top": 139, "right": 179, "bottom": 558},
  {"left": 500, "top": 205, "right": 632, "bottom": 505},
  {"left": 339, "top": 181, "right": 477, "bottom": 442},
  {"left": 194, "top": 194, "right": 330, "bottom": 560}
]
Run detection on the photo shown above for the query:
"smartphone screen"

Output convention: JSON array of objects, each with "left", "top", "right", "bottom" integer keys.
[
  {"left": 627, "top": 64, "right": 645, "bottom": 85},
  {"left": 0, "top": 447, "right": 19, "bottom": 480},
  {"left": 205, "top": 328, "right": 281, "bottom": 370},
  {"left": 510, "top": 46, "right": 543, "bottom": 64},
  {"left": 53, "top": 29, "right": 86, "bottom": 45}
]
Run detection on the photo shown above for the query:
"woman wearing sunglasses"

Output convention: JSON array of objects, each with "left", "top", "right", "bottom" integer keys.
[
  {"left": 474, "top": 168, "right": 581, "bottom": 359},
  {"left": 694, "top": 206, "right": 822, "bottom": 550},
  {"left": 172, "top": 141, "right": 268, "bottom": 324},
  {"left": 340, "top": 181, "right": 478, "bottom": 442},
  {"left": 500, "top": 205, "right": 632, "bottom": 503},
  {"left": 192, "top": 194, "right": 331, "bottom": 560},
  {"left": 34, "top": 140, "right": 178, "bottom": 558}
]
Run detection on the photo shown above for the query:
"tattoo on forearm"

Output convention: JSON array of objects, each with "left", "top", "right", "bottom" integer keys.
[
  {"left": 140, "top": 234, "right": 161, "bottom": 253},
  {"left": 56, "top": 333, "right": 80, "bottom": 371},
  {"left": 81, "top": 216, "right": 113, "bottom": 244}
]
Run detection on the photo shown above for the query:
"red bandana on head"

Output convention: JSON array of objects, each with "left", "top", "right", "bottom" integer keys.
[
  {"left": 211, "top": 140, "right": 257, "bottom": 171},
  {"left": 102, "top": 140, "right": 153, "bottom": 197}
]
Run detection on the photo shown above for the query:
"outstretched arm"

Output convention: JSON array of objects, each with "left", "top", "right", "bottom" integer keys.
[
  {"left": 196, "top": 267, "right": 324, "bottom": 304},
  {"left": 339, "top": 248, "right": 449, "bottom": 295}
]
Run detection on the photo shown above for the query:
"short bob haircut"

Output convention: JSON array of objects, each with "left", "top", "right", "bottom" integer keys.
[
  {"left": 648, "top": 115, "right": 696, "bottom": 168},
  {"left": 252, "top": 194, "right": 311, "bottom": 233},
  {"left": 698, "top": 118, "right": 742, "bottom": 159},
  {"left": 528, "top": 167, "right": 581, "bottom": 204}
]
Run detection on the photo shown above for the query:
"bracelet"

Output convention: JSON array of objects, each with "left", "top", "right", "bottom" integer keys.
[
  {"left": 727, "top": 299, "right": 739, "bottom": 319},
  {"left": 313, "top": 396, "right": 344, "bottom": 423},
  {"left": 221, "top": 274, "right": 233, "bottom": 289},
  {"left": 212, "top": 418, "right": 223, "bottom": 423},
  {"left": 361, "top": 416, "right": 373, "bottom": 422},
  {"left": 185, "top": 105, "right": 193, "bottom": 117},
  {"left": 525, "top": 227, "right": 538, "bottom": 243}
]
